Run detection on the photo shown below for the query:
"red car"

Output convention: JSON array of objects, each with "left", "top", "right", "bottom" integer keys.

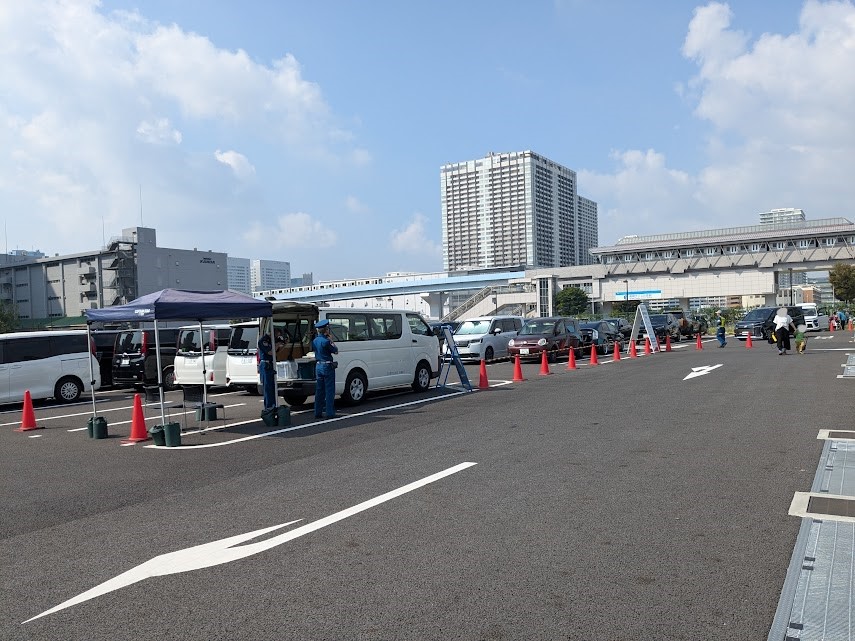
[{"left": 507, "top": 317, "right": 582, "bottom": 362}]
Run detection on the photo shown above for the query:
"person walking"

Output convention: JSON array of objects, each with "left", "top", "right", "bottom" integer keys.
[
  {"left": 773, "top": 307, "right": 796, "bottom": 355},
  {"left": 257, "top": 332, "right": 276, "bottom": 410},
  {"left": 715, "top": 310, "right": 727, "bottom": 347},
  {"left": 794, "top": 324, "right": 807, "bottom": 354},
  {"left": 312, "top": 319, "right": 338, "bottom": 419}
]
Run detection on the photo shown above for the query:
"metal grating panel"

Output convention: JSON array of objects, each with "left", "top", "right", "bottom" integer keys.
[
  {"left": 841, "top": 365, "right": 855, "bottom": 377},
  {"left": 827, "top": 431, "right": 855, "bottom": 440},
  {"left": 806, "top": 496, "right": 855, "bottom": 518},
  {"left": 847, "top": 355, "right": 855, "bottom": 366}
]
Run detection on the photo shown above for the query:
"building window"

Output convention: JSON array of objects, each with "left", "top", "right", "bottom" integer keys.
[
  {"left": 704, "top": 247, "right": 717, "bottom": 256},
  {"left": 825, "top": 238, "right": 836, "bottom": 246},
  {"left": 684, "top": 249, "right": 695, "bottom": 258},
  {"left": 798, "top": 239, "right": 812, "bottom": 248},
  {"left": 750, "top": 244, "right": 762, "bottom": 252}
]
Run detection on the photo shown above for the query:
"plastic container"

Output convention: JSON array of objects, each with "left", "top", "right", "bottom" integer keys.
[
  {"left": 148, "top": 424, "right": 166, "bottom": 447},
  {"left": 162, "top": 422, "right": 181, "bottom": 447}
]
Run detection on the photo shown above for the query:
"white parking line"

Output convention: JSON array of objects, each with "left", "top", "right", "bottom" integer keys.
[{"left": 144, "top": 390, "right": 471, "bottom": 450}]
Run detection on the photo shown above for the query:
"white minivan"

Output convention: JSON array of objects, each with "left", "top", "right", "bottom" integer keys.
[
  {"left": 0, "top": 330, "right": 101, "bottom": 403},
  {"left": 173, "top": 324, "right": 231, "bottom": 387},
  {"left": 445, "top": 315, "right": 524, "bottom": 361},
  {"left": 224, "top": 321, "right": 261, "bottom": 394},
  {"left": 268, "top": 302, "right": 440, "bottom": 406}
]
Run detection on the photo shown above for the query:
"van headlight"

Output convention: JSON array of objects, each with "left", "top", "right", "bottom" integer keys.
[
  {"left": 537, "top": 338, "right": 547, "bottom": 346},
  {"left": 508, "top": 338, "right": 516, "bottom": 347}
]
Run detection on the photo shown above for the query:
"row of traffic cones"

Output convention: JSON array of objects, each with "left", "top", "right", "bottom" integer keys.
[{"left": 14, "top": 390, "right": 150, "bottom": 443}]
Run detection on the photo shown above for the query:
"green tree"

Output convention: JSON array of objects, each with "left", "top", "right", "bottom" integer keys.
[
  {"left": 828, "top": 263, "right": 855, "bottom": 303},
  {"left": 555, "top": 286, "right": 589, "bottom": 315},
  {"left": 0, "top": 301, "right": 19, "bottom": 333}
]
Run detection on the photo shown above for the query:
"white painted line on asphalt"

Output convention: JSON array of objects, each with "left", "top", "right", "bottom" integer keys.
[
  {"left": 23, "top": 461, "right": 477, "bottom": 623},
  {"left": 683, "top": 364, "right": 723, "bottom": 380},
  {"left": 28, "top": 434, "right": 43, "bottom": 438},
  {"left": 145, "top": 389, "right": 470, "bottom": 449}
]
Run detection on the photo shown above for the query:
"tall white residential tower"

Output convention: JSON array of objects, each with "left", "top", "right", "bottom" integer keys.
[{"left": 440, "top": 150, "right": 598, "bottom": 271}]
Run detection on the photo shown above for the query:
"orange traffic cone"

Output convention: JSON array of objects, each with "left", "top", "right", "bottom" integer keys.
[
  {"left": 696, "top": 333, "right": 703, "bottom": 350},
  {"left": 830, "top": 321, "right": 835, "bottom": 333},
  {"left": 644, "top": 338, "right": 652, "bottom": 355},
  {"left": 16, "top": 390, "right": 40, "bottom": 432},
  {"left": 589, "top": 344, "right": 599, "bottom": 366},
  {"left": 665, "top": 334, "right": 672, "bottom": 352},
  {"left": 745, "top": 332, "right": 753, "bottom": 348},
  {"left": 122, "top": 393, "right": 150, "bottom": 443},
  {"left": 629, "top": 340, "right": 638, "bottom": 358},
  {"left": 613, "top": 341, "right": 621, "bottom": 361},
  {"left": 849, "top": 319, "right": 853, "bottom": 331},
  {"left": 539, "top": 350, "right": 552, "bottom": 375},
  {"left": 567, "top": 346, "right": 577, "bottom": 370},
  {"left": 478, "top": 359, "right": 489, "bottom": 389},
  {"left": 512, "top": 355, "right": 525, "bottom": 382}
]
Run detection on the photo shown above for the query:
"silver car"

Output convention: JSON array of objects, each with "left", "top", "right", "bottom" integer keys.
[{"left": 444, "top": 315, "right": 523, "bottom": 361}]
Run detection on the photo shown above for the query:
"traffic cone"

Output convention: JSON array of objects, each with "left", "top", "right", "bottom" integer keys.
[
  {"left": 589, "top": 344, "right": 599, "bottom": 366},
  {"left": 122, "top": 393, "right": 150, "bottom": 443},
  {"left": 539, "top": 350, "right": 551, "bottom": 375},
  {"left": 613, "top": 341, "right": 621, "bottom": 361},
  {"left": 745, "top": 332, "right": 753, "bottom": 348},
  {"left": 665, "top": 334, "right": 672, "bottom": 352},
  {"left": 629, "top": 340, "right": 637, "bottom": 358},
  {"left": 16, "top": 390, "right": 40, "bottom": 432},
  {"left": 830, "top": 321, "right": 835, "bottom": 333},
  {"left": 644, "top": 338, "right": 652, "bottom": 355},
  {"left": 478, "top": 359, "right": 489, "bottom": 389},
  {"left": 848, "top": 319, "right": 853, "bottom": 331},
  {"left": 696, "top": 333, "right": 703, "bottom": 350},
  {"left": 512, "top": 355, "right": 525, "bottom": 382},
  {"left": 567, "top": 346, "right": 577, "bottom": 370}
]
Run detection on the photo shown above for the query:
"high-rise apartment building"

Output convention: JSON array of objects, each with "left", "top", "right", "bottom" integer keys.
[
  {"left": 227, "top": 257, "right": 252, "bottom": 295},
  {"left": 440, "top": 150, "right": 598, "bottom": 271},
  {"left": 760, "top": 208, "right": 806, "bottom": 225},
  {"left": 250, "top": 259, "right": 290, "bottom": 292}
]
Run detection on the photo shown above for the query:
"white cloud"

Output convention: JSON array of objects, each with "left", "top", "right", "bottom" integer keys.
[
  {"left": 345, "top": 195, "right": 369, "bottom": 214},
  {"left": 214, "top": 150, "right": 255, "bottom": 180},
  {"left": 390, "top": 214, "right": 442, "bottom": 257},
  {"left": 137, "top": 118, "right": 182, "bottom": 145},
  {"left": 243, "top": 212, "right": 336, "bottom": 249}
]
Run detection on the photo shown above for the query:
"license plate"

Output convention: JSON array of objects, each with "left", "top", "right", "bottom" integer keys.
[
  {"left": 241, "top": 357, "right": 253, "bottom": 364},
  {"left": 520, "top": 348, "right": 529, "bottom": 354},
  {"left": 121, "top": 358, "right": 129, "bottom": 365}
]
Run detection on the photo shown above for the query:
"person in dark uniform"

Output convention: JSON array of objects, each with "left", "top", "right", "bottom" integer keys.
[
  {"left": 257, "top": 333, "right": 276, "bottom": 410},
  {"left": 312, "top": 319, "right": 338, "bottom": 419}
]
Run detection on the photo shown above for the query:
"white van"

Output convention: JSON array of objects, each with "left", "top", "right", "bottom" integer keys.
[
  {"left": 224, "top": 321, "right": 261, "bottom": 394},
  {"left": 797, "top": 303, "right": 830, "bottom": 332},
  {"left": 444, "top": 315, "right": 524, "bottom": 361},
  {"left": 0, "top": 330, "right": 101, "bottom": 403},
  {"left": 173, "top": 324, "right": 231, "bottom": 387},
  {"left": 268, "top": 302, "right": 440, "bottom": 406}
]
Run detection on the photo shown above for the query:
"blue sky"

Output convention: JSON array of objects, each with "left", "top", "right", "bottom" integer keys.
[{"left": 2, "top": 1, "right": 853, "bottom": 281}]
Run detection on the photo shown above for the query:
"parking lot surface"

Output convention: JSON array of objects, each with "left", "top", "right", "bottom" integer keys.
[{"left": 0, "top": 336, "right": 851, "bottom": 640}]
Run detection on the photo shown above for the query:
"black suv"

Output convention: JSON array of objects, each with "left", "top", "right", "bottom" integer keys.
[
  {"left": 112, "top": 328, "right": 180, "bottom": 390},
  {"left": 91, "top": 329, "right": 125, "bottom": 387},
  {"left": 734, "top": 306, "right": 806, "bottom": 342}
]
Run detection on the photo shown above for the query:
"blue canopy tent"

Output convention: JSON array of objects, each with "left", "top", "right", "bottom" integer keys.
[{"left": 84, "top": 289, "right": 273, "bottom": 428}]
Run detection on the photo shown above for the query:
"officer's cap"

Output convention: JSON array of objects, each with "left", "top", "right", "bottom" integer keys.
[{"left": 315, "top": 319, "right": 330, "bottom": 329}]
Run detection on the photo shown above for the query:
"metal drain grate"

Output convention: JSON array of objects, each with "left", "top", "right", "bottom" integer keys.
[
  {"left": 826, "top": 431, "right": 855, "bottom": 440},
  {"left": 807, "top": 496, "right": 855, "bottom": 518}
]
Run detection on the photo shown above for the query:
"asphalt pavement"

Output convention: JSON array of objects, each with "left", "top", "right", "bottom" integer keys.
[{"left": 0, "top": 334, "right": 849, "bottom": 640}]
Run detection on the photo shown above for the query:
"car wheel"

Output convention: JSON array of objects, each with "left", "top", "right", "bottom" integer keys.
[
  {"left": 55, "top": 376, "right": 83, "bottom": 403},
  {"left": 341, "top": 370, "right": 367, "bottom": 405},
  {"left": 162, "top": 368, "right": 177, "bottom": 391},
  {"left": 547, "top": 347, "right": 557, "bottom": 363},
  {"left": 484, "top": 346, "right": 494, "bottom": 361},
  {"left": 412, "top": 361, "right": 431, "bottom": 392},
  {"left": 283, "top": 394, "right": 307, "bottom": 406}
]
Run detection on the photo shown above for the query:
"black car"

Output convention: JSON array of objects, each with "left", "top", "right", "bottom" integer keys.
[
  {"left": 91, "top": 329, "right": 126, "bottom": 387},
  {"left": 734, "top": 306, "right": 806, "bottom": 342},
  {"left": 579, "top": 321, "right": 624, "bottom": 355},
  {"left": 602, "top": 317, "right": 632, "bottom": 339},
  {"left": 638, "top": 313, "right": 681, "bottom": 344},
  {"left": 112, "top": 328, "right": 180, "bottom": 390}
]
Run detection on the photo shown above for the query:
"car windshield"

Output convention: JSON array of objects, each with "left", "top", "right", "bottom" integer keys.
[
  {"left": 579, "top": 323, "right": 598, "bottom": 330},
  {"left": 228, "top": 326, "right": 259, "bottom": 353},
  {"left": 519, "top": 320, "right": 557, "bottom": 335},
  {"left": 456, "top": 320, "right": 492, "bottom": 335},
  {"left": 649, "top": 315, "right": 667, "bottom": 324},
  {"left": 115, "top": 331, "right": 143, "bottom": 354},
  {"left": 742, "top": 308, "right": 771, "bottom": 322}
]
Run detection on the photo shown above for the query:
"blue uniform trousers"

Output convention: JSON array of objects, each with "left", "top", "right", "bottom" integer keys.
[
  {"left": 314, "top": 363, "right": 336, "bottom": 418},
  {"left": 259, "top": 362, "right": 276, "bottom": 410}
]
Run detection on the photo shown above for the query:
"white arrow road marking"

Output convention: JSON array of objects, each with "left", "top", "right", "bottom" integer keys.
[
  {"left": 23, "top": 461, "right": 477, "bottom": 623},
  {"left": 683, "top": 364, "right": 723, "bottom": 380}
]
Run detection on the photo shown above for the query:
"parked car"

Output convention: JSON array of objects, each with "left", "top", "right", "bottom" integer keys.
[
  {"left": 694, "top": 314, "right": 710, "bottom": 335},
  {"left": 507, "top": 317, "right": 582, "bottom": 362},
  {"left": 430, "top": 321, "right": 461, "bottom": 349},
  {"left": 602, "top": 317, "right": 632, "bottom": 340},
  {"left": 112, "top": 328, "right": 180, "bottom": 390},
  {"left": 579, "top": 320, "right": 624, "bottom": 355},
  {"left": 91, "top": 329, "right": 125, "bottom": 387},
  {"left": 638, "top": 313, "right": 681, "bottom": 344},
  {"left": 444, "top": 315, "right": 523, "bottom": 361},
  {"left": 664, "top": 309, "right": 700, "bottom": 338},
  {"left": 734, "top": 306, "right": 806, "bottom": 342}
]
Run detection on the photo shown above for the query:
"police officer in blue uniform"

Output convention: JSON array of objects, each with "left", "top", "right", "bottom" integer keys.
[
  {"left": 312, "top": 319, "right": 338, "bottom": 419},
  {"left": 257, "top": 333, "right": 276, "bottom": 410}
]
